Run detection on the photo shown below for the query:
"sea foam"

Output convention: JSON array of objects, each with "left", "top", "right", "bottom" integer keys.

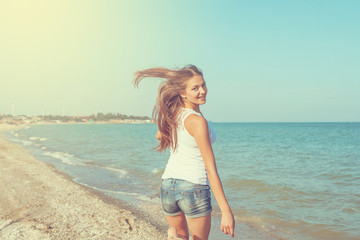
[{"left": 43, "top": 151, "right": 86, "bottom": 166}]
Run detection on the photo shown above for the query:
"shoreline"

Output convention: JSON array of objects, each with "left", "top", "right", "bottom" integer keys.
[
  {"left": 0, "top": 123, "right": 285, "bottom": 240},
  {"left": 0, "top": 124, "right": 167, "bottom": 240}
]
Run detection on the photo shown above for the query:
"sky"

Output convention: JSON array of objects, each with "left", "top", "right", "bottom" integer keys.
[{"left": 1, "top": 0, "right": 359, "bottom": 122}]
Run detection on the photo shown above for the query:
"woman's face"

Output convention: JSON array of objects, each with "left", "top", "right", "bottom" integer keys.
[{"left": 181, "top": 75, "right": 207, "bottom": 106}]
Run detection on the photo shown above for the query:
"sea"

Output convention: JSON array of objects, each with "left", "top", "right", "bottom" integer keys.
[{"left": 4, "top": 122, "right": 360, "bottom": 240}]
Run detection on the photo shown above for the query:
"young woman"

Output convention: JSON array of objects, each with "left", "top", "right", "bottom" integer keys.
[{"left": 133, "top": 65, "right": 235, "bottom": 240}]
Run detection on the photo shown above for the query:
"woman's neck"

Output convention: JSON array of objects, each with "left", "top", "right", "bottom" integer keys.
[{"left": 183, "top": 102, "right": 200, "bottom": 113}]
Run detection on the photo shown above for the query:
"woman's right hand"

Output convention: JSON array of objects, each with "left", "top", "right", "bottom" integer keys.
[
  {"left": 155, "top": 130, "right": 161, "bottom": 140},
  {"left": 221, "top": 210, "right": 235, "bottom": 237}
]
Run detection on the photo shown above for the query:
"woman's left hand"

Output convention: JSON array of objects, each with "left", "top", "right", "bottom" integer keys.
[{"left": 221, "top": 210, "right": 235, "bottom": 237}]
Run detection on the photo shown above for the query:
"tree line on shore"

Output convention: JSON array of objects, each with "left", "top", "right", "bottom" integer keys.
[{"left": 0, "top": 112, "right": 151, "bottom": 123}]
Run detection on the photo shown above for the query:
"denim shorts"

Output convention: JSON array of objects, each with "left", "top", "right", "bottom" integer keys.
[{"left": 160, "top": 178, "right": 212, "bottom": 218}]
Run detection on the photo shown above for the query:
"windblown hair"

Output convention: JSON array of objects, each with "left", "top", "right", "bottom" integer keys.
[{"left": 133, "top": 64, "right": 203, "bottom": 152}]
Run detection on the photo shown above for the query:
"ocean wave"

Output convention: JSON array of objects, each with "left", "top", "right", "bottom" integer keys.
[
  {"left": 135, "top": 194, "right": 159, "bottom": 203},
  {"left": 102, "top": 166, "right": 127, "bottom": 177},
  {"left": 223, "top": 177, "right": 311, "bottom": 199},
  {"left": 77, "top": 184, "right": 159, "bottom": 203},
  {"left": 224, "top": 177, "right": 271, "bottom": 192},
  {"left": 29, "top": 136, "right": 48, "bottom": 142},
  {"left": 11, "top": 138, "right": 33, "bottom": 146},
  {"left": 8, "top": 138, "right": 25, "bottom": 143},
  {"left": 152, "top": 168, "right": 161, "bottom": 174},
  {"left": 235, "top": 210, "right": 356, "bottom": 240},
  {"left": 105, "top": 189, "right": 159, "bottom": 203},
  {"left": 151, "top": 168, "right": 164, "bottom": 178},
  {"left": 43, "top": 151, "right": 86, "bottom": 166}
]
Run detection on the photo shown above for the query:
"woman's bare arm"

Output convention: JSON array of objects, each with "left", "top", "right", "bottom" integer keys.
[{"left": 185, "top": 115, "right": 235, "bottom": 237}]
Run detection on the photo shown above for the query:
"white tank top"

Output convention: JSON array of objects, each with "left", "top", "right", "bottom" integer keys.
[{"left": 161, "top": 108, "right": 216, "bottom": 185}]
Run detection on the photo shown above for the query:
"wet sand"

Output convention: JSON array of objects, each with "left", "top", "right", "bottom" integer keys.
[{"left": 0, "top": 124, "right": 166, "bottom": 240}]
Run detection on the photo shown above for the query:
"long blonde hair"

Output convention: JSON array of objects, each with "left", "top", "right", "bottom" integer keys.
[{"left": 133, "top": 64, "right": 203, "bottom": 152}]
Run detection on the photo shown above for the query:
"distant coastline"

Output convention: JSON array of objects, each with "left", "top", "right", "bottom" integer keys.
[{"left": 0, "top": 112, "right": 152, "bottom": 126}]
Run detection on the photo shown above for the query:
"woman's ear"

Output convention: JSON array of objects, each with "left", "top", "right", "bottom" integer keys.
[{"left": 180, "top": 92, "right": 187, "bottom": 99}]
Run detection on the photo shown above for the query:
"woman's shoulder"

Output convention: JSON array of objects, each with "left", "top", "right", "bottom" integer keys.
[
  {"left": 184, "top": 113, "right": 206, "bottom": 123},
  {"left": 183, "top": 114, "right": 208, "bottom": 137}
]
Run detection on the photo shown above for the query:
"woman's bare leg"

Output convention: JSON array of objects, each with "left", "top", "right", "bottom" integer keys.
[
  {"left": 186, "top": 214, "right": 211, "bottom": 240},
  {"left": 165, "top": 213, "right": 189, "bottom": 239}
]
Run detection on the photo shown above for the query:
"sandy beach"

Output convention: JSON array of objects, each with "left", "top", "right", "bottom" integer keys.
[{"left": 0, "top": 124, "right": 166, "bottom": 240}]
